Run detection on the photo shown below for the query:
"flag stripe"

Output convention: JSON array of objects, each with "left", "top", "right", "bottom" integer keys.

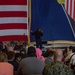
[
  {"left": 65, "top": 0, "right": 75, "bottom": 21},
  {"left": 65, "top": 0, "right": 68, "bottom": 12},
  {"left": 0, "top": 36, "right": 28, "bottom": 41},
  {"left": 0, "top": 17, "right": 27, "bottom": 24},
  {"left": 0, "top": 0, "right": 27, "bottom": 5},
  {"left": 68, "top": 0, "right": 71, "bottom": 15},
  {"left": 0, "top": 24, "right": 27, "bottom": 29},
  {"left": 71, "top": 0, "right": 74, "bottom": 18},
  {"left": 0, "top": 12, "right": 27, "bottom": 17},
  {"left": 0, "top": 5, "right": 28, "bottom": 11},
  {"left": 0, "top": 29, "right": 28, "bottom": 36},
  {"left": 0, "top": 0, "right": 28, "bottom": 41},
  {"left": 73, "top": 0, "right": 75, "bottom": 20},
  {"left": 70, "top": 0, "right": 72, "bottom": 16}
]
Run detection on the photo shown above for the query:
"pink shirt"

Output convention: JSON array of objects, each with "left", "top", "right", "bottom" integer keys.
[
  {"left": 0, "top": 62, "right": 14, "bottom": 75},
  {"left": 36, "top": 48, "right": 45, "bottom": 61}
]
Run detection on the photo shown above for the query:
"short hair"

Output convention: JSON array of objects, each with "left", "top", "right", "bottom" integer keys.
[
  {"left": 15, "top": 53, "right": 21, "bottom": 60},
  {"left": 69, "top": 46, "right": 73, "bottom": 49},
  {"left": 47, "top": 51, "right": 54, "bottom": 57},
  {"left": 27, "top": 46, "right": 36, "bottom": 57},
  {"left": 69, "top": 46, "right": 73, "bottom": 51},
  {"left": 0, "top": 52, "right": 8, "bottom": 62},
  {"left": 7, "top": 51, "right": 15, "bottom": 60}
]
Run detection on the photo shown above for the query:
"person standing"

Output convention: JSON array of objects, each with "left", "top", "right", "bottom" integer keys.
[{"left": 31, "top": 28, "right": 43, "bottom": 49}]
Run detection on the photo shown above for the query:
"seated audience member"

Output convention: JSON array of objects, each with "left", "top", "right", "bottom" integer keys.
[
  {"left": 14, "top": 53, "right": 22, "bottom": 75},
  {"left": 43, "top": 47, "right": 52, "bottom": 57},
  {"left": 36, "top": 48, "right": 45, "bottom": 61},
  {"left": 0, "top": 52, "right": 14, "bottom": 75},
  {"left": 64, "top": 46, "right": 75, "bottom": 73},
  {"left": 18, "top": 46, "right": 45, "bottom": 75},
  {"left": 45, "top": 50, "right": 54, "bottom": 64},
  {"left": 20, "top": 50, "right": 27, "bottom": 59},
  {"left": 43, "top": 49, "right": 74, "bottom": 75},
  {"left": 64, "top": 46, "right": 75, "bottom": 64},
  {"left": 6, "top": 46, "right": 15, "bottom": 53},
  {"left": 14, "top": 53, "right": 22, "bottom": 63},
  {"left": 14, "top": 42, "right": 20, "bottom": 50},
  {"left": 7, "top": 51, "right": 19, "bottom": 71},
  {"left": 0, "top": 42, "right": 3, "bottom": 51},
  {"left": 62, "top": 49, "right": 67, "bottom": 62}
]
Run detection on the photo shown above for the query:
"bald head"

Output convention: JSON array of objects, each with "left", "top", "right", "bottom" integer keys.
[{"left": 54, "top": 49, "right": 63, "bottom": 61}]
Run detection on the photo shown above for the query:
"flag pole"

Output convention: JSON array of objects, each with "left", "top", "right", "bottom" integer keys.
[{"left": 28, "top": 0, "right": 31, "bottom": 46}]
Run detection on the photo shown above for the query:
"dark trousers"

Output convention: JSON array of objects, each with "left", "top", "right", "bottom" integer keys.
[{"left": 36, "top": 39, "right": 42, "bottom": 49}]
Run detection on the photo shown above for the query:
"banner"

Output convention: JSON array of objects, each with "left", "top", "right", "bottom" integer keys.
[
  {"left": 30, "top": 0, "right": 75, "bottom": 42},
  {"left": 0, "top": 0, "right": 28, "bottom": 41},
  {"left": 65, "top": 0, "right": 75, "bottom": 21}
]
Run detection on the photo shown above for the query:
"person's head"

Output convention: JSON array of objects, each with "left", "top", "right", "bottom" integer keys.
[
  {"left": 20, "top": 50, "right": 26, "bottom": 54},
  {"left": 7, "top": 46, "right": 14, "bottom": 52},
  {"left": 0, "top": 42, "right": 3, "bottom": 50},
  {"left": 19, "top": 45, "right": 24, "bottom": 50},
  {"left": 69, "top": 46, "right": 73, "bottom": 50},
  {"left": 65, "top": 46, "right": 73, "bottom": 55},
  {"left": 7, "top": 51, "right": 15, "bottom": 60},
  {"left": 0, "top": 52, "right": 8, "bottom": 62},
  {"left": 43, "top": 47, "right": 52, "bottom": 57},
  {"left": 68, "top": 46, "right": 74, "bottom": 53},
  {"left": 54, "top": 49, "right": 63, "bottom": 62},
  {"left": 36, "top": 27, "right": 41, "bottom": 32},
  {"left": 47, "top": 47, "right": 52, "bottom": 52},
  {"left": 48, "top": 51, "right": 54, "bottom": 58},
  {"left": 27, "top": 46, "right": 36, "bottom": 57}
]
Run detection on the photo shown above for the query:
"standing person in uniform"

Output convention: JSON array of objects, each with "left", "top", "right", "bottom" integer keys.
[{"left": 31, "top": 28, "right": 43, "bottom": 49}]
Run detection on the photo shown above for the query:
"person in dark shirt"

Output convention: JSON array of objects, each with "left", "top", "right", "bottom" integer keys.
[
  {"left": 7, "top": 51, "right": 19, "bottom": 71},
  {"left": 31, "top": 28, "right": 43, "bottom": 49}
]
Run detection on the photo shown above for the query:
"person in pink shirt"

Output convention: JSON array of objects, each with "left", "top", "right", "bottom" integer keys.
[
  {"left": 36, "top": 48, "right": 45, "bottom": 61},
  {"left": 0, "top": 52, "right": 14, "bottom": 75}
]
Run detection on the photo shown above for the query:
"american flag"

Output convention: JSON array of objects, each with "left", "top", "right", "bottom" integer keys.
[
  {"left": 0, "top": 0, "right": 28, "bottom": 41},
  {"left": 65, "top": 0, "right": 75, "bottom": 21}
]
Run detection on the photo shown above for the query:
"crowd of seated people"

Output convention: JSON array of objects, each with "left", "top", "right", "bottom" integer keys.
[
  {"left": 0, "top": 41, "right": 75, "bottom": 75},
  {"left": 43, "top": 49, "right": 74, "bottom": 75}
]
